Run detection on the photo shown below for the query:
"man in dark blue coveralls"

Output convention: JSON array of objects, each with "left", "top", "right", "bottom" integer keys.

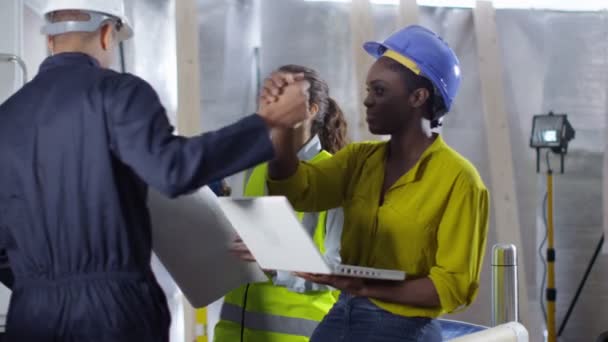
[{"left": 0, "top": 1, "right": 312, "bottom": 341}]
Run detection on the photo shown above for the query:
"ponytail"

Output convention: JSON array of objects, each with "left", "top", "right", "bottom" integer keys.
[{"left": 318, "top": 98, "right": 349, "bottom": 154}]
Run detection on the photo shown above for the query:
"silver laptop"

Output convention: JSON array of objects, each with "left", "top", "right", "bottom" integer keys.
[{"left": 217, "top": 197, "right": 405, "bottom": 281}]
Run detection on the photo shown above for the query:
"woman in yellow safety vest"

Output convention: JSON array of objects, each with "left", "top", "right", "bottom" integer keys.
[
  {"left": 263, "top": 25, "right": 490, "bottom": 342},
  {"left": 213, "top": 64, "right": 349, "bottom": 342}
]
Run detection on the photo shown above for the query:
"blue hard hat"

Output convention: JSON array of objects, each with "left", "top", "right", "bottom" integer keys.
[{"left": 363, "top": 25, "right": 461, "bottom": 115}]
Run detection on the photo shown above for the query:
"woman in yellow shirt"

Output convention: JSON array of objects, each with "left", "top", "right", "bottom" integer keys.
[{"left": 262, "top": 25, "right": 489, "bottom": 341}]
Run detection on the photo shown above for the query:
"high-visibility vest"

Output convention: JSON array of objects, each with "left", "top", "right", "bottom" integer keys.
[{"left": 213, "top": 151, "right": 338, "bottom": 342}]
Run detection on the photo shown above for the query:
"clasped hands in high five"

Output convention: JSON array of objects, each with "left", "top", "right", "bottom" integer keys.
[{"left": 256, "top": 71, "right": 313, "bottom": 129}]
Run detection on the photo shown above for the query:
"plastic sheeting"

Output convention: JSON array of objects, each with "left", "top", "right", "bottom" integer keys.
[
  {"left": 197, "top": 0, "right": 260, "bottom": 131},
  {"left": 494, "top": 10, "right": 608, "bottom": 341},
  {"left": 122, "top": 1, "right": 183, "bottom": 341},
  {"left": 0, "top": 0, "right": 23, "bottom": 104},
  {"left": 124, "top": 0, "right": 178, "bottom": 122}
]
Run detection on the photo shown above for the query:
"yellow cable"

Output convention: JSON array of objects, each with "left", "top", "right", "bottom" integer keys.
[
  {"left": 547, "top": 172, "right": 556, "bottom": 342},
  {"left": 196, "top": 307, "right": 208, "bottom": 342}
]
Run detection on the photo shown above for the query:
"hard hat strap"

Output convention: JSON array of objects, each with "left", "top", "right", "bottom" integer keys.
[
  {"left": 430, "top": 90, "right": 447, "bottom": 124},
  {"left": 41, "top": 11, "right": 119, "bottom": 36}
]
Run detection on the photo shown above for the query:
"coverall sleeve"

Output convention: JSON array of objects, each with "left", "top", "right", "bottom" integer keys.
[
  {"left": 103, "top": 74, "right": 274, "bottom": 198},
  {"left": 428, "top": 174, "right": 490, "bottom": 314},
  {"left": 267, "top": 144, "right": 356, "bottom": 212}
]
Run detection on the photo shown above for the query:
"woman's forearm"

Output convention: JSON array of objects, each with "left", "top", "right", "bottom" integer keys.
[
  {"left": 360, "top": 277, "right": 441, "bottom": 308},
  {"left": 268, "top": 128, "right": 299, "bottom": 180}
]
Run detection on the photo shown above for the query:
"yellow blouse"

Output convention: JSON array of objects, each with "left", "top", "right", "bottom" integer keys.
[{"left": 267, "top": 135, "right": 489, "bottom": 318}]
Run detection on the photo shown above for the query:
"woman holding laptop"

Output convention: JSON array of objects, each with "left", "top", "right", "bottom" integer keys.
[
  {"left": 262, "top": 26, "right": 490, "bottom": 342},
  {"left": 215, "top": 64, "right": 349, "bottom": 342}
]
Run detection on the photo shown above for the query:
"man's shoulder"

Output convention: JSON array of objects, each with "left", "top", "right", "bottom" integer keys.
[
  {"left": 96, "top": 72, "right": 160, "bottom": 107},
  {"left": 99, "top": 71, "right": 151, "bottom": 90}
]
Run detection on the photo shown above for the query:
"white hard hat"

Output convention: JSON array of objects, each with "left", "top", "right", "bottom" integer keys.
[{"left": 41, "top": 0, "right": 133, "bottom": 42}]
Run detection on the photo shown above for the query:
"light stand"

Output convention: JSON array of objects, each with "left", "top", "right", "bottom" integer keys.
[
  {"left": 532, "top": 112, "right": 607, "bottom": 339},
  {"left": 530, "top": 111, "right": 575, "bottom": 342}
]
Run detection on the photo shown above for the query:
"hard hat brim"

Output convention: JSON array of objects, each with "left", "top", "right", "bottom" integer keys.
[
  {"left": 41, "top": 1, "right": 133, "bottom": 42},
  {"left": 116, "top": 25, "right": 133, "bottom": 42},
  {"left": 363, "top": 41, "right": 388, "bottom": 59}
]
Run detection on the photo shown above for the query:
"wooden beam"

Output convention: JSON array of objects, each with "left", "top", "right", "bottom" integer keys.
[
  {"left": 175, "top": 0, "right": 202, "bottom": 341},
  {"left": 350, "top": 0, "right": 375, "bottom": 141},
  {"left": 604, "top": 81, "right": 608, "bottom": 254},
  {"left": 605, "top": 148, "right": 608, "bottom": 254},
  {"left": 473, "top": 0, "right": 530, "bottom": 326},
  {"left": 176, "top": 0, "right": 202, "bottom": 137},
  {"left": 398, "top": 0, "right": 419, "bottom": 28}
]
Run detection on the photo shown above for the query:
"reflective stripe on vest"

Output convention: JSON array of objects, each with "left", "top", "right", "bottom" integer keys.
[
  {"left": 219, "top": 302, "right": 319, "bottom": 337},
  {"left": 215, "top": 151, "right": 336, "bottom": 340}
]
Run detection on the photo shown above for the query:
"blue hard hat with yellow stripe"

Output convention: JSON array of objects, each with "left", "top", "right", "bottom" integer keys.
[{"left": 363, "top": 25, "right": 461, "bottom": 119}]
